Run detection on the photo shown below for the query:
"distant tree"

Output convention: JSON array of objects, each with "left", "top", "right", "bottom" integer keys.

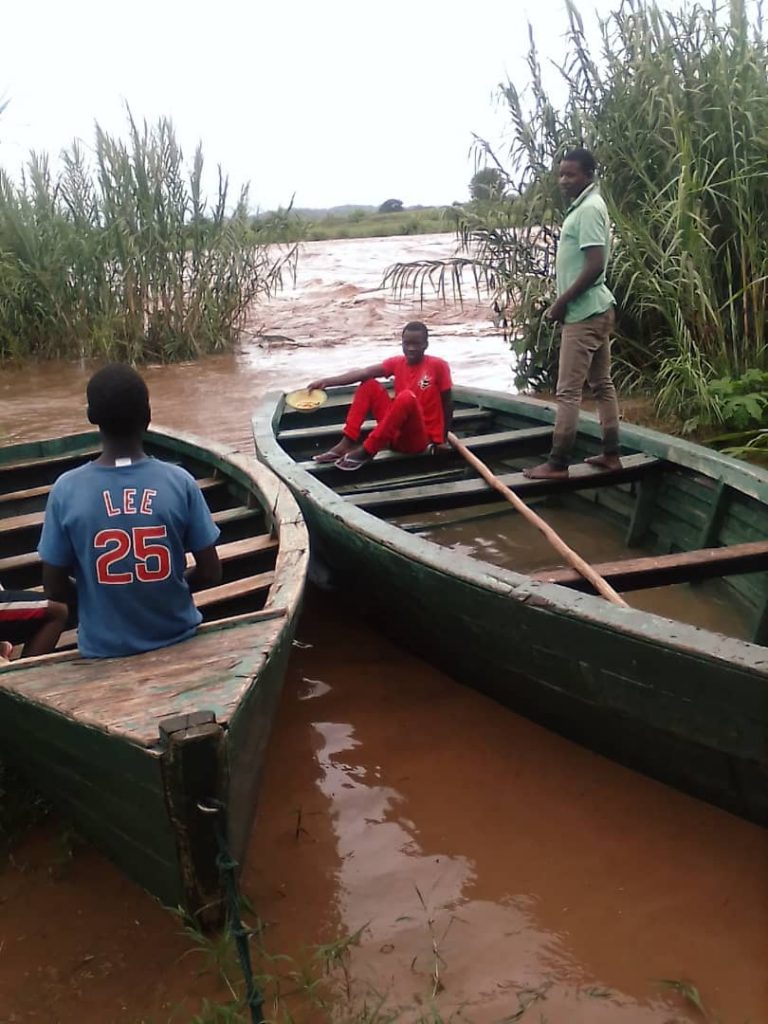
[
  {"left": 469, "top": 167, "right": 505, "bottom": 202},
  {"left": 379, "top": 198, "right": 404, "bottom": 213}
]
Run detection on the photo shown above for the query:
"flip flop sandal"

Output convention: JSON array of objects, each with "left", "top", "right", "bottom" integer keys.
[
  {"left": 313, "top": 450, "right": 345, "bottom": 464},
  {"left": 335, "top": 453, "right": 370, "bottom": 472}
]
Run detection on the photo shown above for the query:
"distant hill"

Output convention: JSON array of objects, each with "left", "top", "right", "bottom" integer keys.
[{"left": 286, "top": 205, "right": 377, "bottom": 220}]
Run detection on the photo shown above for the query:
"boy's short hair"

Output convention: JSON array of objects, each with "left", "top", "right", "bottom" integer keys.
[
  {"left": 87, "top": 364, "right": 151, "bottom": 436},
  {"left": 561, "top": 147, "right": 597, "bottom": 176},
  {"left": 402, "top": 321, "right": 429, "bottom": 341}
]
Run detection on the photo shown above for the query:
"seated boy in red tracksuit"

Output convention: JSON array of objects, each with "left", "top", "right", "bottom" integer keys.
[
  {"left": 0, "top": 583, "right": 67, "bottom": 663},
  {"left": 307, "top": 321, "right": 453, "bottom": 471}
]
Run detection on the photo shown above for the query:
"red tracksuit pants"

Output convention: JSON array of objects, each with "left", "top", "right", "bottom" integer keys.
[{"left": 343, "top": 380, "right": 430, "bottom": 456}]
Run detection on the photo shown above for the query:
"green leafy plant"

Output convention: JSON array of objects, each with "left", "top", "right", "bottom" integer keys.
[
  {"left": 0, "top": 111, "right": 297, "bottom": 363},
  {"left": 386, "top": 0, "right": 768, "bottom": 429}
]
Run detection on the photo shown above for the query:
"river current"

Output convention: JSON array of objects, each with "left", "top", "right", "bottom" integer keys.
[{"left": 0, "top": 233, "right": 765, "bottom": 1023}]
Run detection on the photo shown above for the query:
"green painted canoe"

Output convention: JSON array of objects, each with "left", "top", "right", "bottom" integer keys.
[
  {"left": 0, "top": 428, "right": 308, "bottom": 928},
  {"left": 253, "top": 387, "right": 768, "bottom": 824}
]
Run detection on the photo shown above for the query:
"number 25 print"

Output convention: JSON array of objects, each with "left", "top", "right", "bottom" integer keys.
[{"left": 94, "top": 526, "right": 172, "bottom": 584}]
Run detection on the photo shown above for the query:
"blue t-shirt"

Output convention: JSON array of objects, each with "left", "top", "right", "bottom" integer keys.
[{"left": 38, "top": 458, "right": 220, "bottom": 658}]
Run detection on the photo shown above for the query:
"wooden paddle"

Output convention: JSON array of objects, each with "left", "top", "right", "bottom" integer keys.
[{"left": 446, "top": 431, "right": 629, "bottom": 607}]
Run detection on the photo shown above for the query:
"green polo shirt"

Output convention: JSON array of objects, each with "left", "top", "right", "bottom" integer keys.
[{"left": 556, "top": 183, "right": 615, "bottom": 324}]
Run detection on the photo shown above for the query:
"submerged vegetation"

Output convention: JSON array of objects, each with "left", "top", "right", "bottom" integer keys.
[
  {"left": 0, "top": 113, "right": 297, "bottom": 363},
  {"left": 387, "top": 0, "right": 768, "bottom": 435}
]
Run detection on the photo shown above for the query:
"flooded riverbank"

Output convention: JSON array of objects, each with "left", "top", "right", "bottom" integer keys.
[{"left": 1, "top": 234, "right": 766, "bottom": 1022}]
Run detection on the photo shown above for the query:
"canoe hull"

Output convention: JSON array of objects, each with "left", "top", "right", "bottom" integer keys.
[
  {"left": 0, "top": 429, "right": 308, "bottom": 927},
  {"left": 254, "top": 389, "right": 768, "bottom": 826}
]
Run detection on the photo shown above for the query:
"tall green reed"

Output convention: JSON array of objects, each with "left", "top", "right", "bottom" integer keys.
[
  {"left": 387, "top": 0, "right": 768, "bottom": 424},
  {"left": 0, "top": 113, "right": 296, "bottom": 362}
]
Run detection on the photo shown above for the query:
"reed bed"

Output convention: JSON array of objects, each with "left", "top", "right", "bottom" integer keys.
[
  {"left": 387, "top": 0, "right": 768, "bottom": 426},
  {"left": 0, "top": 114, "right": 296, "bottom": 363}
]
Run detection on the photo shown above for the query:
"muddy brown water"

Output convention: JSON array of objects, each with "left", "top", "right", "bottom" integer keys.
[{"left": 1, "top": 235, "right": 766, "bottom": 1022}]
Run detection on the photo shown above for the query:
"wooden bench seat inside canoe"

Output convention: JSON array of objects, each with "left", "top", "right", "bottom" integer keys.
[{"left": 349, "top": 453, "right": 662, "bottom": 515}]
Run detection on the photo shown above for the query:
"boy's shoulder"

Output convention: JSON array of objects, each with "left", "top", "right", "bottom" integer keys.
[
  {"left": 51, "top": 457, "right": 195, "bottom": 492},
  {"left": 50, "top": 460, "right": 98, "bottom": 492}
]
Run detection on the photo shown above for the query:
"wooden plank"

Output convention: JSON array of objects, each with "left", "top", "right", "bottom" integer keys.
[
  {"left": 0, "top": 481, "right": 234, "bottom": 536},
  {"left": 277, "top": 406, "right": 492, "bottom": 444},
  {"left": 302, "top": 426, "right": 553, "bottom": 475},
  {"left": 0, "top": 475, "right": 220, "bottom": 508},
  {"left": 350, "top": 453, "right": 661, "bottom": 515},
  {"left": 211, "top": 505, "right": 260, "bottom": 527},
  {"left": 625, "top": 473, "right": 662, "bottom": 545},
  {"left": 0, "top": 509, "right": 45, "bottom": 535},
  {"left": 52, "top": 587, "right": 282, "bottom": 652},
  {"left": 0, "top": 549, "right": 41, "bottom": 573},
  {"left": 0, "top": 445, "right": 99, "bottom": 475},
  {"left": 0, "top": 529, "right": 275, "bottom": 580},
  {"left": 697, "top": 480, "right": 728, "bottom": 549},
  {"left": 0, "top": 483, "right": 51, "bottom": 506},
  {"left": 194, "top": 571, "right": 275, "bottom": 610},
  {"left": 532, "top": 539, "right": 768, "bottom": 593},
  {"left": 159, "top": 714, "right": 226, "bottom": 930}
]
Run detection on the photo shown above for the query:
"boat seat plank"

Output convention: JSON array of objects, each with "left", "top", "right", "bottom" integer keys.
[
  {"left": 52, "top": 567, "right": 277, "bottom": 650},
  {"left": 278, "top": 406, "right": 492, "bottom": 444},
  {"left": 0, "top": 481, "right": 235, "bottom": 539},
  {"left": 0, "top": 510, "right": 46, "bottom": 535},
  {"left": 350, "top": 453, "right": 662, "bottom": 514},
  {"left": 0, "top": 484, "right": 52, "bottom": 506},
  {"left": 301, "top": 426, "right": 554, "bottom": 475},
  {"left": 3, "top": 534, "right": 276, "bottom": 594},
  {"left": 189, "top": 571, "right": 276, "bottom": 610},
  {"left": 0, "top": 446, "right": 99, "bottom": 475},
  {"left": 0, "top": 475, "right": 220, "bottom": 508},
  {"left": 0, "top": 550, "right": 42, "bottom": 573},
  {"left": 532, "top": 539, "right": 768, "bottom": 593}
]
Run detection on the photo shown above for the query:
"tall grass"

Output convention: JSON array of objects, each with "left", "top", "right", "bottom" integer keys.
[
  {"left": 387, "top": 0, "right": 768, "bottom": 424},
  {"left": 0, "top": 113, "right": 297, "bottom": 362}
]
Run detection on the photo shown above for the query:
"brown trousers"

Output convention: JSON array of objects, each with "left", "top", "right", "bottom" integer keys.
[{"left": 549, "top": 307, "right": 619, "bottom": 468}]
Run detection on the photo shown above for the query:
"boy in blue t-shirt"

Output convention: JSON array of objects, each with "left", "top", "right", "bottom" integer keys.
[{"left": 38, "top": 365, "right": 222, "bottom": 659}]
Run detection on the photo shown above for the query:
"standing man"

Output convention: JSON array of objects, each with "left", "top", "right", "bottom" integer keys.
[{"left": 524, "top": 148, "right": 620, "bottom": 480}]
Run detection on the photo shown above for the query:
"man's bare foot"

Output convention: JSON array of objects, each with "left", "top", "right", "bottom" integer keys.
[
  {"left": 313, "top": 436, "right": 356, "bottom": 464},
  {"left": 522, "top": 462, "right": 569, "bottom": 480},
  {"left": 335, "top": 445, "right": 373, "bottom": 471},
  {"left": 584, "top": 454, "right": 622, "bottom": 471}
]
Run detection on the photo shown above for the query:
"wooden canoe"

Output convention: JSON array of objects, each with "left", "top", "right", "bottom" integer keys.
[
  {"left": 0, "top": 428, "right": 308, "bottom": 928},
  {"left": 253, "top": 387, "right": 768, "bottom": 825}
]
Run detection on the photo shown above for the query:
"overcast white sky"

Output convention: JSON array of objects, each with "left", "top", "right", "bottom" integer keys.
[{"left": 2, "top": 0, "right": 675, "bottom": 211}]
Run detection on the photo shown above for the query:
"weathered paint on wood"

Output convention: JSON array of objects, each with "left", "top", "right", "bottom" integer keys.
[
  {"left": 0, "top": 427, "right": 309, "bottom": 926},
  {"left": 351, "top": 453, "right": 660, "bottom": 515},
  {"left": 253, "top": 386, "right": 768, "bottom": 825},
  {"left": 532, "top": 539, "right": 768, "bottom": 592}
]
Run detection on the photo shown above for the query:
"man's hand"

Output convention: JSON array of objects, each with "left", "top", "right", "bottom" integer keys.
[
  {"left": 306, "top": 379, "right": 329, "bottom": 391},
  {"left": 545, "top": 297, "right": 568, "bottom": 323}
]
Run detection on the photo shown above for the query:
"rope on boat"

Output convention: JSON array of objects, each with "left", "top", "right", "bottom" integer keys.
[{"left": 198, "top": 799, "right": 265, "bottom": 1024}]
